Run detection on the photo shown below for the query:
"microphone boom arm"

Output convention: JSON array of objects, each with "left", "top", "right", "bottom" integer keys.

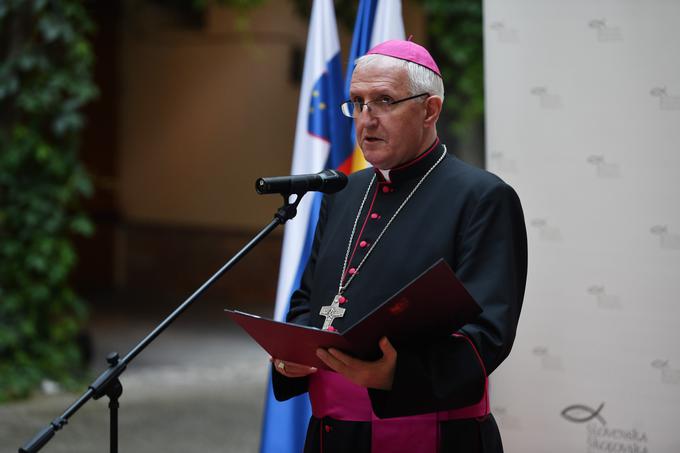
[{"left": 19, "top": 192, "right": 305, "bottom": 453}]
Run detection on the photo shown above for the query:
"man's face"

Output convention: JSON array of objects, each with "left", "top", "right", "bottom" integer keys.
[{"left": 349, "top": 59, "right": 428, "bottom": 170}]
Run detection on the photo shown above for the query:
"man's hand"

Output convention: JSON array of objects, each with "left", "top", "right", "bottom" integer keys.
[
  {"left": 271, "top": 358, "right": 317, "bottom": 378},
  {"left": 316, "top": 336, "right": 397, "bottom": 390}
]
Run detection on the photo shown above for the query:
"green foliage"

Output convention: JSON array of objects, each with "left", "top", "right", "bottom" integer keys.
[
  {"left": 420, "top": 0, "right": 484, "bottom": 138},
  {"left": 0, "top": 0, "right": 96, "bottom": 401}
]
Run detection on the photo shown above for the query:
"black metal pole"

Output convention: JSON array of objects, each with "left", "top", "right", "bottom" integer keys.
[
  {"left": 19, "top": 194, "right": 302, "bottom": 453},
  {"left": 108, "top": 385, "right": 120, "bottom": 453},
  {"left": 110, "top": 398, "right": 118, "bottom": 453}
]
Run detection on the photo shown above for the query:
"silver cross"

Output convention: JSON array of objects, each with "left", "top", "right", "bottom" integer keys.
[{"left": 319, "top": 294, "right": 346, "bottom": 330}]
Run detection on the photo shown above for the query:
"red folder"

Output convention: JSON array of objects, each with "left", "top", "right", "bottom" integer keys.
[{"left": 225, "top": 259, "right": 481, "bottom": 370}]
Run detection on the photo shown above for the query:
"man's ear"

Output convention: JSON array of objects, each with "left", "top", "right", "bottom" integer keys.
[{"left": 423, "top": 96, "right": 443, "bottom": 128}]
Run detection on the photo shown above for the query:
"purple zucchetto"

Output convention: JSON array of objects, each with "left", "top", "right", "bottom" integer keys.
[{"left": 366, "top": 39, "right": 442, "bottom": 77}]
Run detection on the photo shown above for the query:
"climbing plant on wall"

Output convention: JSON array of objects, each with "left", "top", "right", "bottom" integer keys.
[
  {"left": 0, "top": 0, "right": 97, "bottom": 401},
  {"left": 420, "top": 0, "right": 484, "bottom": 140}
]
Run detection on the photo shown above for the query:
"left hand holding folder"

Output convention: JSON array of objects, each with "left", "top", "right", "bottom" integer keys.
[{"left": 316, "top": 336, "right": 397, "bottom": 390}]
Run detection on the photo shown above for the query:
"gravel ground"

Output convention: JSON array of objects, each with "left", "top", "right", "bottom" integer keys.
[{"left": 1, "top": 306, "right": 272, "bottom": 453}]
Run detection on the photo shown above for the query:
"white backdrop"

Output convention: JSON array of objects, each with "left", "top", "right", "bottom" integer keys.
[{"left": 483, "top": 1, "right": 680, "bottom": 452}]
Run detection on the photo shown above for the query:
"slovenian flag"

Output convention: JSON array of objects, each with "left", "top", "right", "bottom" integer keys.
[{"left": 259, "top": 1, "right": 351, "bottom": 452}]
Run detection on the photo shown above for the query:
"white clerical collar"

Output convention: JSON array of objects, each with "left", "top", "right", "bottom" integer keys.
[{"left": 378, "top": 168, "right": 391, "bottom": 182}]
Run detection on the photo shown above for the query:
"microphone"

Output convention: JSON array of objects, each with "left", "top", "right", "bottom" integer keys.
[{"left": 255, "top": 169, "right": 348, "bottom": 195}]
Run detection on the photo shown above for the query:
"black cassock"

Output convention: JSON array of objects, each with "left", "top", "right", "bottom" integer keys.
[{"left": 273, "top": 141, "right": 528, "bottom": 452}]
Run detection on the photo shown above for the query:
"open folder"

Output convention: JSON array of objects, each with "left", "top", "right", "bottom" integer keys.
[{"left": 225, "top": 259, "right": 482, "bottom": 370}]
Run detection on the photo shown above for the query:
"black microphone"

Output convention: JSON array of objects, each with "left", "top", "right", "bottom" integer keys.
[{"left": 255, "top": 169, "right": 348, "bottom": 195}]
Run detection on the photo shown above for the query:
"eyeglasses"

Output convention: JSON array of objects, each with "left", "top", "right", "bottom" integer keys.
[{"left": 340, "top": 93, "right": 429, "bottom": 118}]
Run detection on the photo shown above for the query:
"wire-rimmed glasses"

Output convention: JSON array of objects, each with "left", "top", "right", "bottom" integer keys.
[{"left": 340, "top": 93, "right": 429, "bottom": 118}]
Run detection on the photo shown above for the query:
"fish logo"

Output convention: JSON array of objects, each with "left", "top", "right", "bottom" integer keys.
[
  {"left": 652, "top": 359, "right": 680, "bottom": 385},
  {"left": 650, "top": 225, "right": 680, "bottom": 250},
  {"left": 531, "top": 218, "right": 563, "bottom": 241},
  {"left": 588, "top": 19, "right": 622, "bottom": 41},
  {"left": 530, "top": 86, "right": 563, "bottom": 109},
  {"left": 586, "top": 155, "right": 621, "bottom": 178},
  {"left": 650, "top": 87, "right": 680, "bottom": 110},
  {"left": 489, "top": 151, "right": 518, "bottom": 173},
  {"left": 490, "top": 21, "right": 519, "bottom": 43},
  {"left": 561, "top": 402, "right": 606, "bottom": 425}
]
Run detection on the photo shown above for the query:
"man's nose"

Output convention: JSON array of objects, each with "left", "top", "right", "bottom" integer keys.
[{"left": 356, "top": 105, "right": 378, "bottom": 127}]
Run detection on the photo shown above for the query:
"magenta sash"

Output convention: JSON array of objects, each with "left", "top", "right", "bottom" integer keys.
[{"left": 308, "top": 334, "right": 489, "bottom": 452}]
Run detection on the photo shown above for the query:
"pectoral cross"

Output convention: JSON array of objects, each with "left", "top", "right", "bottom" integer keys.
[{"left": 319, "top": 294, "right": 346, "bottom": 330}]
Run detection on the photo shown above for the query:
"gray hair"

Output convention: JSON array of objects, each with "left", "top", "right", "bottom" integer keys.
[{"left": 354, "top": 53, "right": 445, "bottom": 100}]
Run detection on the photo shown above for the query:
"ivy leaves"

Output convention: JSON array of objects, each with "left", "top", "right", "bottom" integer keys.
[
  {"left": 0, "top": 0, "right": 95, "bottom": 401},
  {"left": 421, "top": 0, "right": 484, "bottom": 138}
]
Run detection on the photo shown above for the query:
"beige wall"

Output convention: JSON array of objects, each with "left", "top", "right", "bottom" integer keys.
[{"left": 117, "top": 0, "right": 424, "bottom": 230}]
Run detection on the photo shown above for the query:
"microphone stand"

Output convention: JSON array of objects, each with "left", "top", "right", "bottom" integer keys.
[{"left": 19, "top": 192, "right": 304, "bottom": 453}]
